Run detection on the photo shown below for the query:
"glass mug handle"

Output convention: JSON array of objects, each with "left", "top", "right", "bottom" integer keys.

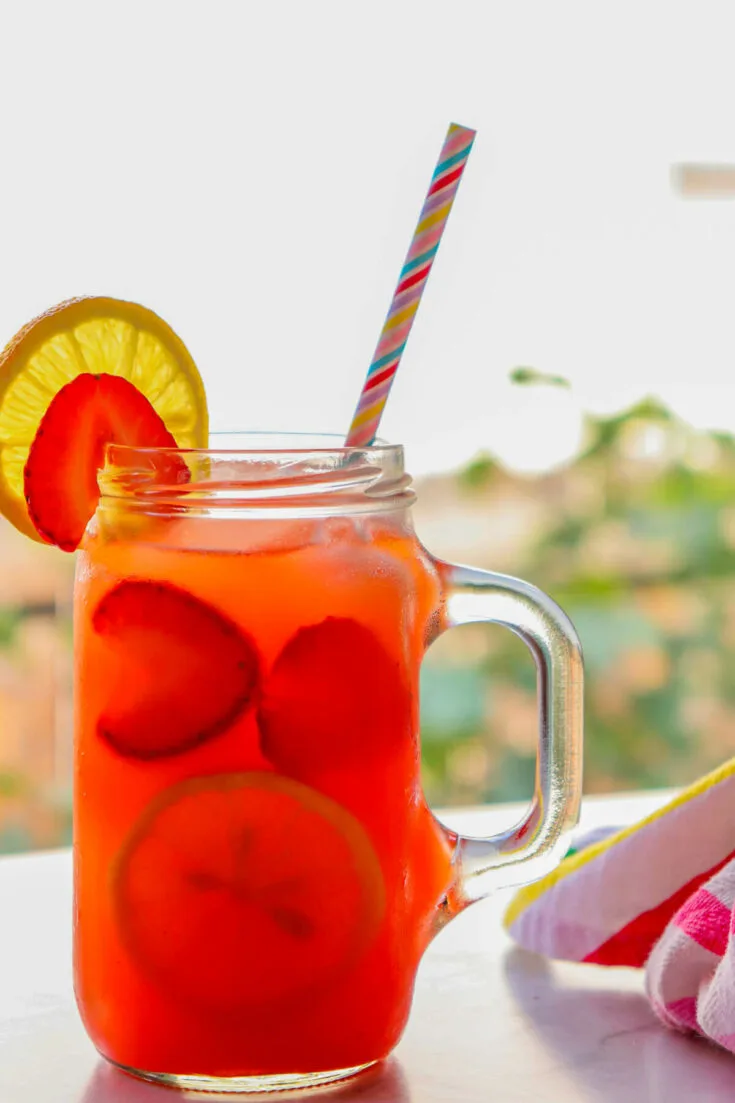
[{"left": 431, "top": 560, "right": 584, "bottom": 907}]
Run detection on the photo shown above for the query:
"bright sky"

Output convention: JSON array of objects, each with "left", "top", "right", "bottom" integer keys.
[{"left": 3, "top": 1, "right": 735, "bottom": 476}]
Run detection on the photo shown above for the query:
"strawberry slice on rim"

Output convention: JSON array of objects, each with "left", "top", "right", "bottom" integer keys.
[
  {"left": 93, "top": 579, "right": 261, "bottom": 759},
  {"left": 24, "top": 372, "right": 184, "bottom": 552}
]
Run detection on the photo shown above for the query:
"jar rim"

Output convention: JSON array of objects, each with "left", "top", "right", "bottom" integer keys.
[
  {"left": 99, "top": 433, "right": 414, "bottom": 518},
  {"left": 105, "top": 431, "right": 404, "bottom": 462}
]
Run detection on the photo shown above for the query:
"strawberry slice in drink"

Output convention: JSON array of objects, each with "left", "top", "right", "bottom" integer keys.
[
  {"left": 258, "top": 616, "right": 411, "bottom": 775},
  {"left": 24, "top": 372, "right": 188, "bottom": 552},
  {"left": 114, "top": 773, "right": 386, "bottom": 1011},
  {"left": 93, "top": 580, "right": 260, "bottom": 759}
]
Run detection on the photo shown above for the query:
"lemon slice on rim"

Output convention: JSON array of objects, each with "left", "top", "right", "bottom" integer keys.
[{"left": 0, "top": 297, "right": 208, "bottom": 541}]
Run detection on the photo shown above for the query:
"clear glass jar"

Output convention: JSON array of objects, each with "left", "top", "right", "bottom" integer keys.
[{"left": 73, "top": 435, "right": 583, "bottom": 1093}]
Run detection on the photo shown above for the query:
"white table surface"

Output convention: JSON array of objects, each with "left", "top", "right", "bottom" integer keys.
[{"left": 3, "top": 792, "right": 735, "bottom": 1103}]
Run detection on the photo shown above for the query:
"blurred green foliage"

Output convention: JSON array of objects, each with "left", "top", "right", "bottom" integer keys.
[
  {"left": 509, "top": 366, "right": 571, "bottom": 389},
  {"left": 0, "top": 608, "right": 19, "bottom": 648},
  {"left": 420, "top": 393, "right": 735, "bottom": 807}
]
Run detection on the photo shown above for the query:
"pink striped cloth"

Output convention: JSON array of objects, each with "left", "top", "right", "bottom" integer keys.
[{"left": 504, "top": 758, "right": 735, "bottom": 1052}]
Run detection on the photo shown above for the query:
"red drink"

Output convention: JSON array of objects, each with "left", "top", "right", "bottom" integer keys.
[{"left": 74, "top": 448, "right": 454, "bottom": 1088}]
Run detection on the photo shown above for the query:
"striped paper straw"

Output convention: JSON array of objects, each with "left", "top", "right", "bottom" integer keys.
[{"left": 346, "top": 122, "right": 476, "bottom": 447}]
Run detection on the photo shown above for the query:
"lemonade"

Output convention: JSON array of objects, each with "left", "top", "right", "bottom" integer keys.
[{"left": 73, "top": 476, "right": 454, "bottom": 1082}]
